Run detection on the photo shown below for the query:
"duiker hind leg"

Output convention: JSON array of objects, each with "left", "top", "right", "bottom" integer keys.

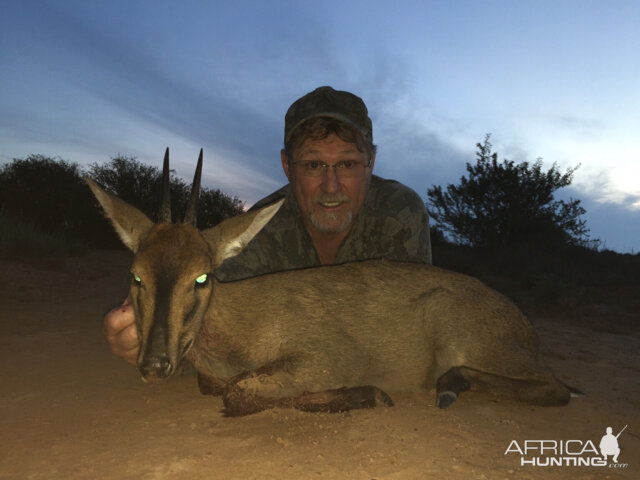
[
  {"left": 435, "top": 366, "right": 571, "bottom": 408},
  {"left": 435, "top": 367, "right": 472, "bottom": 408}
]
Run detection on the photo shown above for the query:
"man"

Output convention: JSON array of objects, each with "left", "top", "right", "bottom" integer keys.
[
  {"left": 104, "top": 86, "right": 432, "bottom": 365},
  {"left": 599, "top": 426, "right": 622, "bottom": 463}
]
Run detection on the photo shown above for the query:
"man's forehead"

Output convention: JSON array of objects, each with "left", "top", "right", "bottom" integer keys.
[
  {"left": 298, "top": 138, "right": 362, "bottom": 156},
  {"left": 300, "top": 146, "right": 361, "bottom": 156}
]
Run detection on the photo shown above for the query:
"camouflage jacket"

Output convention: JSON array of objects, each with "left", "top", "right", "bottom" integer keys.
[{"left": 214, "top": 175, "right": 431, "bottom": 282}]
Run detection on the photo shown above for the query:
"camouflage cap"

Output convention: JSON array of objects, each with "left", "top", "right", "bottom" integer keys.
[{"left": 284, "top": 86, "right": 373, "bottom": 144}]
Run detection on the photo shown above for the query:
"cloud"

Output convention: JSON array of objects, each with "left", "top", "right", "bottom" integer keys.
[
  {"left": 575, "top": 193, "right": 640, "bottom": 253},
  {"left": 554, "top": 115, "right": 605, "bottom": 138},
  {"left": 25, "top": 1, "right": 472, "bottom": 204},
  {"left": 1, "top": 1, "right": 291, "bottom": 197}
]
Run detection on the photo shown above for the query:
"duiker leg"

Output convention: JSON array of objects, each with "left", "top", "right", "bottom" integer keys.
[
  {"left": 293, "top": 386, "right": 393, "bottom": 413},
  {"left": 224, "top": 380, "right": 393, "bottom": 417},
  {"left": 435, "top": 367, "right": 472, "bottom": 408},
  {"left": 435, "top": 366, "right": 571, "bottom": 408},
  {"left": 197, "top": 372, "right": 225, "bottom": 396},
  {"left": 222, "top": 362, "right": 393, "bottom": 417}
]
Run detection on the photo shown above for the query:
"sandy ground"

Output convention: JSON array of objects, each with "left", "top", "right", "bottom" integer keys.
[{"left": 1, "top": 250, "right": 638, "bottom": 480}]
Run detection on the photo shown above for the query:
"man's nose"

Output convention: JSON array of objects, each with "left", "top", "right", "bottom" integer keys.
[{"left": 320, "top": 165, "right": 341, "bottom": 192}]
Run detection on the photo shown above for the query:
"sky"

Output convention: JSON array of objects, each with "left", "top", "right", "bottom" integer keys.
[{"left": 1, "top": 0, "right": 639, "bottom": 253}]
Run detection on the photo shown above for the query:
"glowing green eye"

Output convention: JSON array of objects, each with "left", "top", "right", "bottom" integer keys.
[
  {"left": 132, "top": 273, "right": 142, "bottom": 286},
  {"left": 195, "top": 273, "right": 208, "bottom": 285}
]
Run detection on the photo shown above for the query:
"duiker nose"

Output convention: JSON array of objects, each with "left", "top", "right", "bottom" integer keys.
[{"left": 139, "top": 356, "right": 174, "bottom": 379}]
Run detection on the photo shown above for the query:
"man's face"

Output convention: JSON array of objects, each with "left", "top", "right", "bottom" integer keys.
[{"left": 282, "top": 133, "right": 374, "bottom": 236}]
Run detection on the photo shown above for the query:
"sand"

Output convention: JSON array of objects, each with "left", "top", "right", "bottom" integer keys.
[{"left": 1, "top": 251, "right": 638, "bottom": 479}]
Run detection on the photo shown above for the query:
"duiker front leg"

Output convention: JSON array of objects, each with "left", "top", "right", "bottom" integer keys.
[
  {"left": 221, "top": 360, "right": 393, "bottom": 417},
  {"left": 197, "top": 371, "right": 225, "bottom": 396},
  {"left": 293, "top": 386, "right": 393, "bottom": 413}
]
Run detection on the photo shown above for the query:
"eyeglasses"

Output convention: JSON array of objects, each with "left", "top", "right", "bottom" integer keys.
[{"left": 290, "top": 157, "right": 372, "bottom": 178}]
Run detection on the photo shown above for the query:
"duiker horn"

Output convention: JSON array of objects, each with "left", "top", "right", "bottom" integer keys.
[
  {"left": 183, "top": 148, "right": 203, "bottom": 225},
  {"left": 158, "top": 147, "right": 171, "bottom": 223}
]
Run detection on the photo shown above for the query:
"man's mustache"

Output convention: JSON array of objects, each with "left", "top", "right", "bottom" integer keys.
[{"left": 313, "top": 194, "right": 351, "bottom": 205}]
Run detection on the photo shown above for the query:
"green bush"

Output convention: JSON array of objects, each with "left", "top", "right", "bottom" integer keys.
[
  {"left": 0, "top": 154, "right": 245, "bottom": 252},
  {"left": 0, "top": 155, "right": 114, "bottom": 247},
  {"left": 427, "top": 135, "right": 593, "bottom": 249},
  {"left": 87, "top": 155, "right": 244, "bottom": 229}
]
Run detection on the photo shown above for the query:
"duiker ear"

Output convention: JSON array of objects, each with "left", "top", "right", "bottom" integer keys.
[
  {"left": 203, "top": 198, "right": 284, "bottom": 265},
  {"left": 86, "top": 178, "right": 154, "bottom": 252}
]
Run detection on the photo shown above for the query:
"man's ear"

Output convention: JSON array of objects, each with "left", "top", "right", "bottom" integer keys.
[
  {"left": 86, "top": 178, "right": 154, "bottom": 252},
  {"left": 202, "top": 198, "right": 284, "bottom": 266},
  {"left": 281, "top": 149, "right": 291, "bottom": 180},
  {"left": 368, "top": 153, "right": 376, "bottom": 170}
]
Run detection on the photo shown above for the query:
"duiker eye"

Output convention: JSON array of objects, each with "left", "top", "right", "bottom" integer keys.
[
  {"left": 132, "top": 273, "right": 142, "bottom": 286},
  {"left": 195, "top": 273, "right": 209, "bottom": 288}
]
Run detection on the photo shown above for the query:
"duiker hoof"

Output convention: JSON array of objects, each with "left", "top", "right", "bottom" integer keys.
[{"left": 436, "top": 391, "right": 458, "bottom": 409}]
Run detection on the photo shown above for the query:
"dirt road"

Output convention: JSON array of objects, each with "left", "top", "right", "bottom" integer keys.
[{"left": 1, "top": 251, "right": 638, "bottom": 479}]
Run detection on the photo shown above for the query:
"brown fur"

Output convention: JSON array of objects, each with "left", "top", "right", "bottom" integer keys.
[{"left": 87, "top": 175, "right": 574, "bottom": 416}]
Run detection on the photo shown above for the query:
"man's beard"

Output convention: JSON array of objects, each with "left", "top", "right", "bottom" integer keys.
[{"left": 309, "top": 194, "right": 353, "bottom": 233}]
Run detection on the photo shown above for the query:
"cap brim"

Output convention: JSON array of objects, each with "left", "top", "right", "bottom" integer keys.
[{"left": 285, "top": 112, "right": 370, "bottom": 143}]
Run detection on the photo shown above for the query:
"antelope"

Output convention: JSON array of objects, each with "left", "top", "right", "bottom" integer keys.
[{"left": 87, "top": 149, "right": 577, "bottom": 416}]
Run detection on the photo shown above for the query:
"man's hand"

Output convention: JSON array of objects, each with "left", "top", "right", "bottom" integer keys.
[{"left": 103, "top": 303, "right": 139, "bottom": 366}]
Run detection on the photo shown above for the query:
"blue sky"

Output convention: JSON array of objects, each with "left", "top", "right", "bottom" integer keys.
[{"left": 2, "top": 0, "right": 639, "bottom": 253}]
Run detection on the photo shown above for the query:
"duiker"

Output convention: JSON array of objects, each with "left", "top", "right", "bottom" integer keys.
[{"left": 88, "top": 150, "right": 577, "bottom": 416}]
